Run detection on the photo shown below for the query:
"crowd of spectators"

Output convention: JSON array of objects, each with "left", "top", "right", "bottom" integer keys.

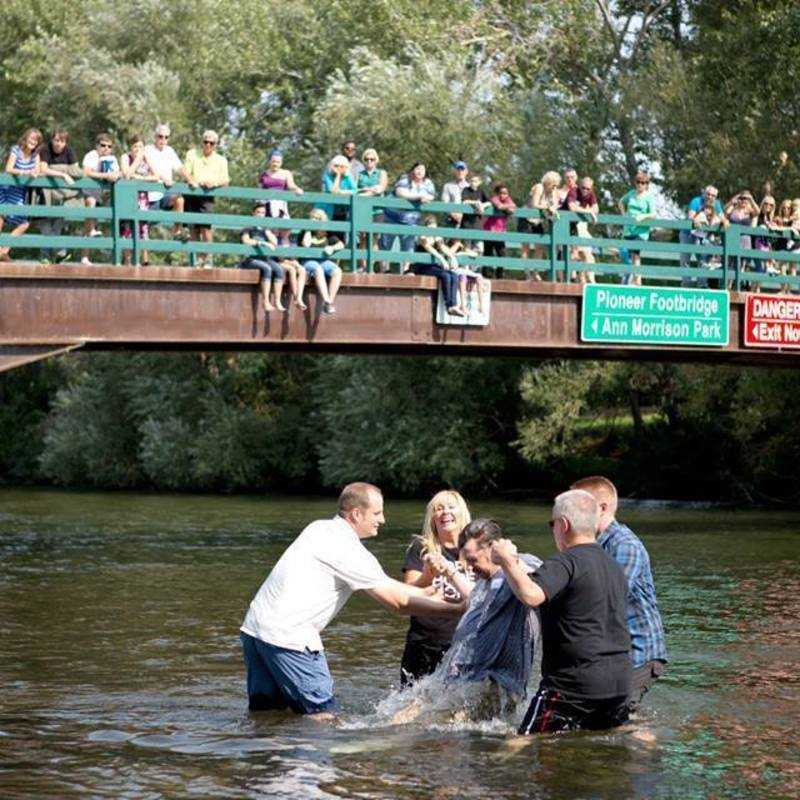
[{"left": 1, "top": 124, "right": 798, "bottom": 312}]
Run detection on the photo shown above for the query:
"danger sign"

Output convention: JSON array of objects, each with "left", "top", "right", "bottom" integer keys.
[{"left": 744, "top": 294, "right": 800, "bottom": 348}]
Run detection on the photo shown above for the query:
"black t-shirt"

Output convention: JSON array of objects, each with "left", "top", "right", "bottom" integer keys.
[
  {"left": 460, "top": 186, "right": 489, "bottom": 229},
  {"left": 533, "top": 543, "right": 631, "bottom": 700},
  {"left": 38, "top": 142, "right": 77, "bottom": 166},
  {"left": 402, "top": 540, "right": 466, "bottom": 645}
]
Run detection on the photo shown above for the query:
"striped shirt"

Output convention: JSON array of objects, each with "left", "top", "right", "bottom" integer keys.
[{"left": 597, "top": 520, "right": 667, "bottom": 667}]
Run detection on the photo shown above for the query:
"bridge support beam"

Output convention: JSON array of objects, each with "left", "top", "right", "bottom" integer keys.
[{"left": 0, "top": 262, "right": 795, "bottom": 369}]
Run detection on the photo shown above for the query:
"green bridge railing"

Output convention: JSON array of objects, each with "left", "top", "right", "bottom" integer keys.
[{"left": 1, "top": 174, "right": 799, "bottom": 292}]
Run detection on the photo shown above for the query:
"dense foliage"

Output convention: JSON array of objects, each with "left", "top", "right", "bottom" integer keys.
[{"left": 2, "top": 0, "right": 799, "bottom": 501}]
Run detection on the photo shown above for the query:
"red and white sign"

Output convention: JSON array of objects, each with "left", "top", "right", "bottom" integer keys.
[{"left": 745, "top": 294, "right": 800, "bottom": 348}]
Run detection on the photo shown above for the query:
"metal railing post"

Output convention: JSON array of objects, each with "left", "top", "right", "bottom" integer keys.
[{"left": 721, "top": 224, "right": 729, "bottom": 288}]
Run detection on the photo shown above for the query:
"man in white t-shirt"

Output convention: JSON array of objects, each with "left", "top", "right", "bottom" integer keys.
[
  {"left": 240, "top": 482, "right": 463, "bottom": 716},
  {"left": 80, "top": 132, "right": 121, "bottom": 266},
  {"left": 144, "top": 123, "right": 195, "bottom": 241}
]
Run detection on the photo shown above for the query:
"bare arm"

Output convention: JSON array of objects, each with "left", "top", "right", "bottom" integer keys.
[
  {"left": 365, "top": 580, "right": 466, "bottom": 616},
  {"left": 285, "top": 170, "right": 303, "bottom": 194},
  {"left": 490, "top": 539, "right": 546, "bottom": 608}
]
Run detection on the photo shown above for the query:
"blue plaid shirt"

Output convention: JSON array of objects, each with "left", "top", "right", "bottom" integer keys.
[{"left": 597, "top": 520, "right": 667, "bottom": 667}]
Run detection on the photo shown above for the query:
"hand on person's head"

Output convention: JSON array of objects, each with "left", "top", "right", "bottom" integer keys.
[{"left": 490, "top": 538, "right": 517, "bottom": 565}]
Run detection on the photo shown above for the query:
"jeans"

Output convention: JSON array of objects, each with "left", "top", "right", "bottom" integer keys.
[
  {"left": 411, "top": 262, "right": 459, "bottom": 309},
  {"left": 303, "top": 259, "right": 340, "bottom": 278},
  {"left": 38, "top": 216, "right": 66, "bottom": 261},
  {"left": 240, "top": 257, "right": 284, "bottom": 280}
]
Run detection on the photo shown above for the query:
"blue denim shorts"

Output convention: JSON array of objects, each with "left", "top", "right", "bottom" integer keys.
[
  {"left": 240, "top": 631, "right": 337, "bottom": 715},
  {"left": 303, "top": 259, "right": 340, "bottom": 278}
]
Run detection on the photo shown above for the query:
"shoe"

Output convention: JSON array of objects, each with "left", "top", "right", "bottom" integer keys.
[
  {"left": 0, "top": 252, "right": 10, "bottom": 262},
  {"left": 54, "top": 249, "right": 69, "bottom": 263},
  {"left": 40, "top": 258, "right": 51, "bottom": 265},
  {"left": 80, "top": 256, "right": 93, "bottom": 266},
  {"left": 88, "top": 228, "right": 102, "bottom": 238},
  {"left": 177, "top": 228, "right": 191, "bottom": 243},
  {"left": 323, "top": 302, "right": 337, "bottom": 315}
]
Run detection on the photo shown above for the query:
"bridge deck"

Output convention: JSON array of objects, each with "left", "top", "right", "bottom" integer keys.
[{"left": 0, "top": 262, "right": 791, "bottom": 369}]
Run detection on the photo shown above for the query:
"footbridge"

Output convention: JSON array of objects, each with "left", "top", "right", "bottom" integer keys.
[{"left": 2, "top": 175, "right": 799, "bottom": 372}]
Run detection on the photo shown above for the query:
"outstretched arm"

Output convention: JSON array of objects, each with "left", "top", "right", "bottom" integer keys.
[{"left": 365, "top": 580, "right": 466, "bottom": 616}]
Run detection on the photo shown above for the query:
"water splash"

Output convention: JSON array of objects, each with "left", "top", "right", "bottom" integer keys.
[{"left": 339, "top": 672, "right": 527, "bottom": 735}]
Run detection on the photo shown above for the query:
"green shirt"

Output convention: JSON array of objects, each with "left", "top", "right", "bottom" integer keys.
[{"left": 620, "top": 189, "right": 654, "bottom": 239}]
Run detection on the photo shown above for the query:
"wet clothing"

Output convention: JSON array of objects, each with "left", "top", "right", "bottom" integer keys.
[
  {"left": 597, "top": 520, "right": 667, "bottom": 668},
  {"left": 400, "top": 540, "right": 470, "bottom": 684},
  {"left": 532, "top": 543, "right": 631, "bottom": 700},
  {"left": 518, "top": 543, "right": 631, "bottom": 734},
  {"left": 441, "top": 554, "right": 542, "bottom": 698},
  {"left": 628, "top": 659, "right": 665, "bottom": 714},
  {"left": 240, "top": 631, "right": 336, "bottom": 714},
  {"left": 518, "top": 687, "right": 629, "bottom": 734}
]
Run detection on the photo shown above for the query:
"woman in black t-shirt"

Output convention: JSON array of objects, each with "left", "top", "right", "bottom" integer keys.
[{"left": 399, "top": 490, "right": 473, "bottom": 685}]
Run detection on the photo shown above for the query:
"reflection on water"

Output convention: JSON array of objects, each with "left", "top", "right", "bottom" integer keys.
[{"left": 1, "top": 488, "right": 799, "bottom": 799}]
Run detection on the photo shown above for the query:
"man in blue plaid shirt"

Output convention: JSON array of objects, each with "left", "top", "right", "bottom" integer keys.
[{"left": 572, "top": 476, "right": 667, "bottom": 712}]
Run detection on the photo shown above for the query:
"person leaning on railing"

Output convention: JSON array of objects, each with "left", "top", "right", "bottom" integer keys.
[
  {"left": 183, "top": 130, "right": 230, "bottom": 269},
  {"left": 0, "top": 127, "right": 42, "bottom": 262},
  {"left": 120, "top": 134, "right": 160, "bottom": 266},
  {"left": 522, "top": 170, "right": 561, "bottom": 280},
  {"left": 569, "top": 176, "right": 599, "bottom": 284},
  {"left": 319, "top": 155, "right": 356, "bottom": 234},
  {"left": 258, "top": 149, "right": 303, "bottom": 247},
  {"left": 380, "top": 162, "right": 436, "bottom": 273},
  {"left": 80, "top": 132, "right": 121, "bottom": 266},
  {"left": 482, "top": 183, "right": 517, "bottom": 271},
  {"left": 144, "top": 123, "right": 194, "bottom": 246},
  {"left": 36, "top": 128, "right": 81, "bottom": 265},
  {"left": 356, "top": 148, "right": 387, "bottom": 272},
  {"left": 723, "top": 190, "right": 759, "bottom": 278}
]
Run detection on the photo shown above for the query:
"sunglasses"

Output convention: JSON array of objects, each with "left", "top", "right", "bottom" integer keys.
[
  {"left": 203, "top": 140, "right": 216, "bottom": 145},
  {"left": 636, "top": 180, "right": 649, "bottom": 185},
  {"left": 156, "top": 134, "right": 169, "bottom": 139},
  {"left": 364, "top": 156, "right": 377, "bottom": 161},
  {"left": 98, "top": 142, "right": 112, "bottom": 148}
]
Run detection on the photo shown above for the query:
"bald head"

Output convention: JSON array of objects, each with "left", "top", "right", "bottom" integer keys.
[{"left": 571, "top": 476, "right": 617, "bottom": 535}]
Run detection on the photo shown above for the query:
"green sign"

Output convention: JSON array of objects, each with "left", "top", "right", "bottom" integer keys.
[{"left": 581, "top": 285, "right": 729, "bottom": 347}]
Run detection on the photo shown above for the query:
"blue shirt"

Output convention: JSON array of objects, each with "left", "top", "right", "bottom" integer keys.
[
  {"left": 597, "top": 520, "right": 667, "bottom": 667},
  {"left": 687, "top": 195, "right": 723, "bottom": 216},
  {"left": 384, "top": 174, "right": 436, "bottom": 226},
  {"left": 317, "top": 171, "right": 355, "bottom": 220}
]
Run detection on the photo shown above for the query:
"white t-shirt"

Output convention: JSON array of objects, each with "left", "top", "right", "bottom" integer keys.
[
  {"left": 144, "top": 144, "right": 182, "bottom": 202},
  {"left": 82, "top": 150, "right": 120, "bottom": 175},
  {"left": 241, "top": 515, "right": 391, "bottom": 652}
]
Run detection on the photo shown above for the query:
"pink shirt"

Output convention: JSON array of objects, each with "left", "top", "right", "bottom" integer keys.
[{"left": 483, "top": 194, "right": 517, "bottom": 232}]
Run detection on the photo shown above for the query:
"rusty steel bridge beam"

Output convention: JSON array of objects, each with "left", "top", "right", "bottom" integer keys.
[{"left": 0, "top": 262, "right": 792, "bottom": 369}]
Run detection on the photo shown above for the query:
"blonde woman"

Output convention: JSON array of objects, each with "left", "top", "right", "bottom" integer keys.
[
  {"left": 520, "top": 171, "right": 562, "bottom": 279},
  {"left": 300, "top": 208, "right": 344, "bottom": 314},
  {"left": 400, "top": 490, "right": 473, "bottom": 684}
]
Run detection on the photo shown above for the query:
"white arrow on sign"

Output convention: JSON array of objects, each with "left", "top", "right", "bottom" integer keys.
[
  {"left": 752, "top": 324, "right": 759, "bottom": 339},
  {"left": 591, "top": 319, "right": 598, "bottom": 333}
]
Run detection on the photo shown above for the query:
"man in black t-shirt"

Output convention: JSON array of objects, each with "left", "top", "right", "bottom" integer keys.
[
  {"left": 490, "top": 488, "right": 632, "bottom": 734},
  {"left": 36, "top": 129, "right": 81, "bottom": 263}
]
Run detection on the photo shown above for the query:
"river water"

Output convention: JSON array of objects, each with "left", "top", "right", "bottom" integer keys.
[{"left": 0, "top": 488, "right": 797, "bottom": 799}]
